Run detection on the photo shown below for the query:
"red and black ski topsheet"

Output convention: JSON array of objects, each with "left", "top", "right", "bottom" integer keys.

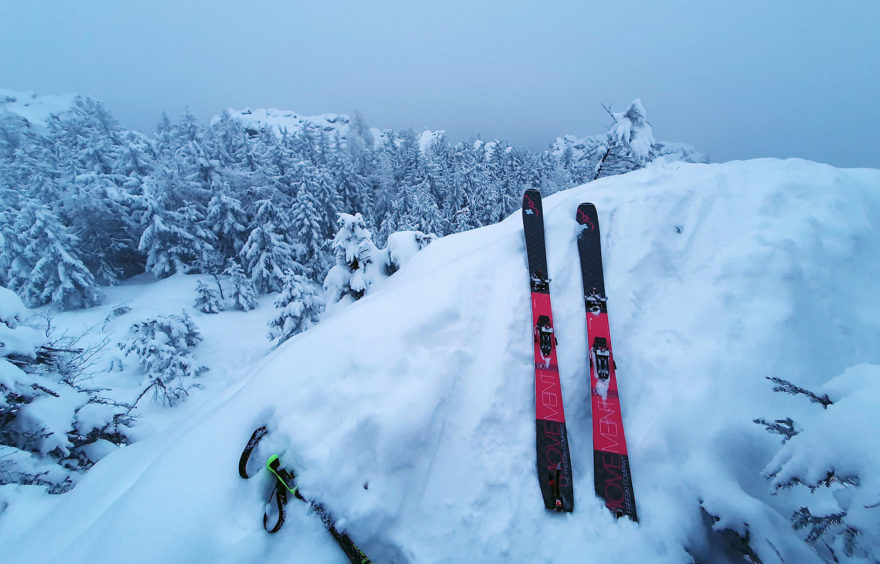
[
  {"left": 522, "top": 189, "right": 574, "bottom": 512},
  {"left": 576, "top": 203, "right": 637, "bottom": 521}
]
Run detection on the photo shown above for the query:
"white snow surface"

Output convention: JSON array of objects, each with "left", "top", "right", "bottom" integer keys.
[
  {"left": 4, "top": 158, "right": 880, "bottom": 563},
  {"left": 219, "top": 107, "right": 353, "bottom": 138},
  {"left": 0, "top": 89, "right": 78, "bottom": 130}
]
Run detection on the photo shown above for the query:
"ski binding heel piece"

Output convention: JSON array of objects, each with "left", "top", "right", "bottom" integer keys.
[
  {"left": 592, "top": 338, "right": 611, "bottom": 380},
  {"left": 535, "top": 315, "right": 555, "bottom": 357}
]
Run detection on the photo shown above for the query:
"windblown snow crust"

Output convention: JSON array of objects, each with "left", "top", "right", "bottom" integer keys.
[{"left": 6, "top": 158, "right": 880, "bottom": 563}]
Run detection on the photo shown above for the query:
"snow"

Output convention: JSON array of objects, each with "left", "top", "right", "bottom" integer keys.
[
  {"left": 219, "top": 107, "right": 353, "bottom": 138},
  {"left": 0, "top": 89, "right": 78, "bottom": 130},
  {"left": 3, "top": 158, "right": 880, "bottom": 562},
  {"left": 0, "top": 287, "right": 43, "bottom": 358}
]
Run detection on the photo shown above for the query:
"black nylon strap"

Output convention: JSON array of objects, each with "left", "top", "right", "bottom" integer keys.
[
  {"left": 238, "top": 425, "right": 269, "bottom": 479},
  {"left": 263, "top": 483, "right": 287, "bottom": 534}
]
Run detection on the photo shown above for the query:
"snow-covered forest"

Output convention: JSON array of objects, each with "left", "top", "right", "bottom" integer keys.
[{"left": 0, "top": 91, "right": 702, "bottom": 311}]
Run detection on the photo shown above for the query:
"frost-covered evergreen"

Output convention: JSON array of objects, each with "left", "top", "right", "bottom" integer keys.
[
  {"left": 138, "top": 182, "right": 214, "bottom": 279},
  {"left": 268, "top": 271, "right": 323, "bottom": 347},
  {"left": 756, "top": 369, "right": 880, "bottom": 561},
  {"left": 595, "top": 99, "right": 658, "bottom": 179},
  {"left": 1, "top": 286, "right": 131, "bottom": 493},
  {"left": 323, "top": 213, "right": 382, "bottom": 308},
  {"left": 205, "top": 186, "right": 249, "bottom": 257},
  {"left": 289, "top": 173, "right": 329, "bottom": 278},
  {"left": 194, "top": 280, "right": 223, "bottom": 314},
  {"left": 5, "top": 203, "right": 101, "bottom": 310},
  {"left": 224, "top": 261, "right": 258, "bottom": 312},
  {"left": 119, "top": 312, "right": 207, "bottom": 406},
  {"left": 240, "top": 200, "right": 300, "bottom": 294}
]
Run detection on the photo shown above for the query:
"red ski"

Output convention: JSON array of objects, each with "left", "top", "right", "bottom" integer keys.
[
  {"left": 576, "top": 203, "right": 637, "bottom": 521},
  {"left": 522, "top": 189, "right": 574, "bottom": 512}
]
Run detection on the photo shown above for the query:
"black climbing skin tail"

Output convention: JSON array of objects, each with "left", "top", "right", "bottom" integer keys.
[
  {"left": 239, "top": 426, "right": 373, "bottom": 563},
  {"left": 575, "top": 203, "right": 606, "bottom": 304},
  {"left": 522, "top": 188, "right": 549, "bottom": 289}
]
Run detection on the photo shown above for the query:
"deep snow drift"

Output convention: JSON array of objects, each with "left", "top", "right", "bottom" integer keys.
[{"left": 4, "top": 158, "right": 880, "bottom": 563}]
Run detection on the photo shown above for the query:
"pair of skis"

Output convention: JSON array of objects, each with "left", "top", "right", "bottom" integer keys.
[{"left": 522, "top": 189, "right": 637, "bottom": 521}]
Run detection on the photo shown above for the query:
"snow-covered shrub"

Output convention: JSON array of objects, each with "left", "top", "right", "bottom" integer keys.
[
  {"left": 1, "top": 286, "right": 131, "bottom": 493},
  {"left": 384, "top": 230, "right": 435, "bottom": 275},
  {"left": 268, "top": 271, "right": 323, "bottom": 347},
  {"left": 756, "top": 367, "right": 880, "bottom": 561},
  {"left": 194, "top": 280, "right": 223, "bottom": 314},
  {"left": 119, "top": 312, "right": 207, "bottom": 406},
  {"left": 225, "top": 261, "right": 257, "bottom": 312}
]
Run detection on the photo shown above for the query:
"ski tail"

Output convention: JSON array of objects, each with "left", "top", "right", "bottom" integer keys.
[{"left": 576, "top": 203, "right": 638, "bottom": 522}]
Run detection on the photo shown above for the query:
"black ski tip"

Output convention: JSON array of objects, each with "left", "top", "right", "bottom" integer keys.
[
  {"left": 522, "top": 189, "right": 543, "bottom": 219},
  {"left": 575, "top": 203, "right": 599, "bottom": 230}
]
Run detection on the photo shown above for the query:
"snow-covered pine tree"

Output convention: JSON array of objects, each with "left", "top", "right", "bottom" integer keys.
[
  {"left": 138, "top": 174, "right": 216, "bottom": 279},
  {"left": 267, "top": 271, "right": 323, "bottom": 347},
  {"left": 323, "top": 212, "right": 382, "bottom": 308},
  {"left": 332, "top": 133, "right": 370, "bottom": 217},
  {"left": 205, "top": 184, "right": 249, "bottom": 258},
  {"left": 304, "top": 164, "right": 341, "bottom": 239},
  {"left": 43, "top": 97, "right": 145, "bottom": 284},
  {"left": 224, "top": 260, "right": 258, "bottom": 311},
  {"left": 239, "top": 199, "right": 299, "bottom": 294},
  {"left": 289, "top": 176, "right": 328, "bottom": 279},
  {"left": 6, "top": 203, "right": 101, "bottom": 310},
  {"left": 594, "top": 99, "right": 657, "bottom": 180},
  {"left": 194, "top": 280, "right": 223, "bottom": 314},
  {"left": 119, "top": 312, "right": 207, "bottom": 406}
]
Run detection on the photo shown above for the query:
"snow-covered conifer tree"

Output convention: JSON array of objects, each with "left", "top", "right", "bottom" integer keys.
[
  {"left": 205, "top": 185, "right": 249, "bottom": 258},
  {"left": 6, "top": 203, "right": 100, "bottom": 310},
  {"left": 323, "top": 213, "right": 382, "bottom": 308},
  {"left": 267, "top": 271, "right": 323, "bottom": 346},
  {"left": 240, "top": 200, "right": 299, "bottom": 294},
  {"left": 138, "top": 183, "right": 215, "bottom": 279},
  {"left": 224, "top": 260, "right": 257, "bottom": 312},
  {"left": 194, "top": 280, "right": 222, "bottom": 314},
  {"left": 289, "top": 178, "right": 327, "bottom": 279},
  {"left": 594, "top": 99, "right": 657, "bottom": 179}
]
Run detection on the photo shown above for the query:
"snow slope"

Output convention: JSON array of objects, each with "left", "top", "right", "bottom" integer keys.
[{"left": 5, "top": 159, "right": 880, "bottom": 563}]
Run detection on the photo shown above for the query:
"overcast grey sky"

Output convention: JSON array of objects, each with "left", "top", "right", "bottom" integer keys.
[{"left": 2, "top": 1, "right": 878, "bottom": 167}]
